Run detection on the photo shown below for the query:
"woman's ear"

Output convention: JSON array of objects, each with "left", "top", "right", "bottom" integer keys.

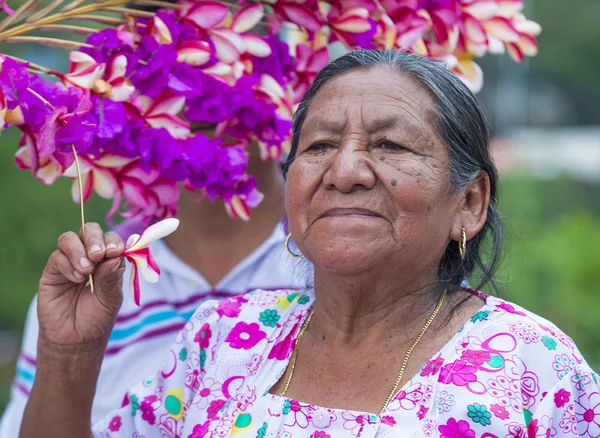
[{"left": 451, "top": 171, "right": 491, "bottom": 242}]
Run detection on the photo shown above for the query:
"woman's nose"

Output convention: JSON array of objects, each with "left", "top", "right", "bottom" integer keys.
[{"left": 322, "top": 142, "right": 376, "bottom": 193}]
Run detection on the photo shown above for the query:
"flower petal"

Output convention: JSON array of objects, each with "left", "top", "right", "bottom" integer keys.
[
  {"left": 71, "top": 171, "right": 94, "bottom": 204},
  {"left": 184, "top": 1, "right": 229, "bottom": 29},
  {"left": 126, "top": 217, "right": 180, "bottom": 251},
  {"left": 93, "top": 166, "right": 119, "bottom": 199},
  {"left": 232, "top": 3, "right": 264, "bottom": 33},
  {"left": 148, "top": 15, "right": 173, "bottom": 44},
  {"left": 462, "top": 1, "right": 499, "bottom": 20},
  {"left": 483, "top": 16, "right": 520, "bottom": 42},
  {"left": 125, "top": 248, "right": 160, "bottom": 283},
  {"left": 127, "top": 260, "right": 141, "bottom": 306},
  {"left": 241, "top": 34, "right": 272, "bottom": 57},
  {"left": 177, "top": 41, "right": 212, "bottom": 66},
  {"left": 225, "top": 195, "right": 250, "bottom": 221}
]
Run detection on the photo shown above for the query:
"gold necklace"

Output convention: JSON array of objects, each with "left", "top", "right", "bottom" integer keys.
[{"left": 279, "top": 291, "right": 446, "bottom": 414}]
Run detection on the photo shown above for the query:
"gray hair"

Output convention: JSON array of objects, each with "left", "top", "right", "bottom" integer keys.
[{"left": 283, "top": 49, "right": 503, "bottom": 296}]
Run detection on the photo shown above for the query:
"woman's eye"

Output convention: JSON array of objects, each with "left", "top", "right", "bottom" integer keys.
[
  {"left": 377, "top": 140, "right": 404, "bottom": 151},
  {"left": 307, "top": 142, "right": 333, "bottom": 151}
]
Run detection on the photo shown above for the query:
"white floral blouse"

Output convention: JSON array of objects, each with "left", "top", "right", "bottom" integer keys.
[{"left": 92, "top": 288, "right": 600, "bottom": 437}]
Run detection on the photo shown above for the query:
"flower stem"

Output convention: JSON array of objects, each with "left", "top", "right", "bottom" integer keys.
[
  {"left": 71, "top": 144, "right": 94, "bottom": 293},
  {"left": 26, "top": 87, "right": 95, "bottom": 293}
]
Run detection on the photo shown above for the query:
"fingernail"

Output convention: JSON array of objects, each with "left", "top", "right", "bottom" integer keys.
[
  {"left": 89, "top": 244, "right": 102, "bottom": 254},
  {"left": 107, "top": 243, "right": 117, "bottom": 250},
  {"left": 73, "top": 270, "right": 84, "bottom": 280},
  {"left": 80, "top": 257, "right": 91, "bottom": 269}
]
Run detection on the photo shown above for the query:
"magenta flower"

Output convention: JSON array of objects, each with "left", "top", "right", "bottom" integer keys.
[
  {"left": 226, "top": 322, "right": 267, "bottom": 350},
  {"left": 310, "top": 432, "right": 331, "bottom": 438},
  {"left": 108, "top": 415, "right": 122, "bottom": 432},
  {"left": 37, "top": 92, "right": 96, "bottom": 157},
  {"left": 421, "top": 355, "right": 444, "bottom": 377},
  {"left": 554, "top": 388, "right": 571, "bottom": 408},
  {"left": 188, "top": 421, "right": 210, "bottom": 438},
  {"left": 490, "top": 403, "right": 510, "bottom": 420},
  {"left": 268, "top": 333, "right": 296, "bottom": 361},
  {"left": 460, "top": 349, "right": 491, "bottom": 366},
  {"left": 207, "top": 399, "right": 226, "bottom": 419},
  {"left": 194, "top": 323, "right": 212, "bottom": 349},
  {"left": 217, "top": 296, "right": 248, "bottom": 318},
  {"left": 438, "top": 418, "right": 476, "bottom": 438},
  {"left": 438, "top": 360, "right": 478, "bottom": 386}
]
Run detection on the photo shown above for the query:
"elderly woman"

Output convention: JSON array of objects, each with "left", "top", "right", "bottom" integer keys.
[{"left": 21, "top": 50, "right": 598, "bottom": 438}]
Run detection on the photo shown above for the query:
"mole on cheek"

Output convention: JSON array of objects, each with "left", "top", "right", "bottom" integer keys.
[
  {"left": 380, "top": 157, "right": 386, "bottom": 161},
  {"left": 391, "top": 179, "right": 397, "bottom": 186}
]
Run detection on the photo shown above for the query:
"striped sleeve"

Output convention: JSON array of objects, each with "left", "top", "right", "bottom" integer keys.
[{"left": 0, "top": 296, "right": 39, "bottom": 437}]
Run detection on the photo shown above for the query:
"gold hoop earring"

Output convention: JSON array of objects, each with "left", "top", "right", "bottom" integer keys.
[
  {"left": 459, "top": 227, "right": 467, "bottom": 260},
  {"left": 285, "top": 233, "right": 304, "bottom": 259}
]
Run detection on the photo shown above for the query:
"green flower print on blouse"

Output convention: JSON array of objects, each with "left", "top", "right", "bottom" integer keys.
[
  {"left": 259, "top": 309, "right": 281, "bottom": 327},
  {"left": 467, "top": 403, "right": 492, "bottom": 426},
  {"left": 471, "top": 310, "right": 491, "bottom": 323},
  {"left": 282, "top": 399, "right": 291, "bottom": 415},
  {"left": 541, "top": 336, "right": 557, "bottom": 350},
  {"left": 256, "top": 422, "right": 268, "bottom": 438},
  {"left": 297, "top": 294, "right": 311, "bottom": 305},
  {"left": 130, "top": 394, "right": 140, "bottom": 417},
  {"left": 179, "top": 347, "right": 188, "bottom": 361},
  {"left": 200, "top": 349, "right": 207, "bottom": 368}
]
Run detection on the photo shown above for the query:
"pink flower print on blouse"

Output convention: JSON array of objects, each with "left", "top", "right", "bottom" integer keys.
[
  {"left": 496, "top": 302, "right": 527, "bottom": 316},
  {"left": 538, "top": 415, "right": 558, "bottom": 437},
  {"left": 207, "top": 399, "right": 227, "bottom": 420},
  {"left": 560, "top": 404, "right": 578, "bottom": 434},
  {"left": 108, "top": 415, "right": 122, "bottom": 432},
  {"left": 193, "top": 377, "right": 222, "bottom": 409},
  {"left": 435, "top": 390, "right": 456, "bottom": 413},
  {"left": 575, "top": 391, "right": 600, "bottom": 437},
  {"left": 188, "top": 421, "right": 210, "bottom": 438},
  {"left": 438, "top": 360, "right": 477, "bottom": 387},
  {"left": 308, "top": 406, "right": 337, "bottom": 428},
  {"left": 225, "top": 322, "right": 267, "bottom": 350},
  {"left": 422, "top": 418, "right": 437, "bottom": 436},
  {"left": 487, "top": 374, "right": 521, "bottom": 413},
  {"left": 553, "top": 354, "right": 578, "bottom": 380},
  {"left": 388, "top": 383, "right": 429, "bottom": 411},
  {"left": 284, "top": 400, "right": 310, "bottom": 428},
  {"left": 438, "top": 418, "right": 476, "bottom": 438},
  {"left": 310, "top": 432, "right": 331, "bottom": 438},
  {"left": 509, "top": 321, "right": 541, "bottom": 344},
  {"left": 421, "top": 355, "right": 444, "bottom": 377},
  {"left": 217, "top": 296, "right": 247, "bottom": 318},
  {"left": 490, "top": 403, "right": 510, "bottom": 420},
  {"left": 460, "top": 349, "right": 491, "bottom": 366},
  {"left": 342, "top": 411, "right": 367, "bottom": 436},
  {"left": 268, "top": 333, "right": 295, "bottom": 360},
  {"left": 194, "top": 323, "right": 212, "bottom": 349},
  {"left": 381, "top": 415, "right": 396, "bottom": 426},
  {"left": 417, "top": 405, "right": 429, "bottom": 419},
  {"left": 554, "top": 388, "right": 571, "bottom": 408}
]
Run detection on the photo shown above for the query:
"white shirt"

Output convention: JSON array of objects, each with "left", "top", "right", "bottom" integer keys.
[{"left": 0, "top": 221, "right": 308, "bottom": 437}]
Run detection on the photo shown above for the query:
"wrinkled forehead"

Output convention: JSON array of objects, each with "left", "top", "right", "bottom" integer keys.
[{"left": 302, "top": 67, "right": 439, "bottom": 136}]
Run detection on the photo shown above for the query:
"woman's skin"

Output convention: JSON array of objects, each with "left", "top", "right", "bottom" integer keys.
[
  {"left": 166, "top": 147, "right": 285, "bottom": 286},
  {"left": 20, "top": 66, "right": 491, "bottom": 437}
]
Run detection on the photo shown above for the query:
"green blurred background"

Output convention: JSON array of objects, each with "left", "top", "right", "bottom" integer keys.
[{"left": 1, "top": 0, "right": 600, "bottom": 414}]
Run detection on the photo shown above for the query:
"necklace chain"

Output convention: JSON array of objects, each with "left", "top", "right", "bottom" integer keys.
[{"left": 279, "top": 291, "right": 447, "bottom": 414}]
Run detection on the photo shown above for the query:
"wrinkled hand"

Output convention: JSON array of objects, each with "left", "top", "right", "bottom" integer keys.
[{"left": 38, "top": 223, "right": 125, "bottom": 347}]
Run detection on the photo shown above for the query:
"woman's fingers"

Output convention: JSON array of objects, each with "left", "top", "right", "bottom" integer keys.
[
  {"left": 46, "top": 249, "right": 88, "bottom": 284},
  {"left": 80, "top": 222, "right": 106, "bottom": 263},
  {"left": 104, "top": 233, "right": 125, "bottom": 258},
  {"left": 57, "top": 231, "right": 93, "bottom": 277}
]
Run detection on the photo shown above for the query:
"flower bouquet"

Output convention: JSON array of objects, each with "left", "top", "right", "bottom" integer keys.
[{"left": 0, "top": 0, "right": 540, "bottom": 304}]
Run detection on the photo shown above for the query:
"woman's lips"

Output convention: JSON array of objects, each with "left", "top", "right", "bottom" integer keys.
[{"left": 320, "top": 208, "right": 382, "bottom": 218}]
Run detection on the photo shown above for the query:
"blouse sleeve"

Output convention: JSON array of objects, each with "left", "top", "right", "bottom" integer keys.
[
  {"left": 529, "top": 364, "right": 600, "bottom": 437},
  {"left": 92, "top": 299, "right": 220, "bottom": 437}
]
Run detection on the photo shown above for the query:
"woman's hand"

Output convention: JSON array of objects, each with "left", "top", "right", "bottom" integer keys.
[{"left": 38, "top": 222, "right": 126, "bottom": 348}]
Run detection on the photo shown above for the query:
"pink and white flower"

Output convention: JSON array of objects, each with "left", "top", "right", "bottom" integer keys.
[{"left": 122, "top": 217, "right": 180, "bottom": 306}]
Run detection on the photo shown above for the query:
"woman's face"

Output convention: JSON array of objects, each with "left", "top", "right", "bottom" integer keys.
[{"left": 285, "top": 66, "right": 465, "bottom": 279}]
